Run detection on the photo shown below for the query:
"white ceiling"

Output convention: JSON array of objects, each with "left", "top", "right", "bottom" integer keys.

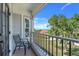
[
  {"left": 12, "top": 3, "right": 45, "bottom": 15},
  {"left": 12, "top": 3, "right": 40, "bottom": 10}
]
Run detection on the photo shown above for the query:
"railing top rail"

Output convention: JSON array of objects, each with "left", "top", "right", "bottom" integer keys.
[{"left": 33, "top": 32, "right": 79, "bottom": 43}]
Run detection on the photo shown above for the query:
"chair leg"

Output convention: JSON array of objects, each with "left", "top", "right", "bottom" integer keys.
[
  {"left": 13, "top": 46, "right": 16, "bottom": 54},
  {"left": 19, "top": 46, "right": 20, "bottom": 50},
  {"left": 28, "top": 42, "right": 31, "bottom": 49},
  {"left": 24, "top": 45, "right": 26, "bottom": 55}
]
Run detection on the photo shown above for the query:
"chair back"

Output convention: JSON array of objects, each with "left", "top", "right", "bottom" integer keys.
[{"left": 13, "top": 34, "right": 21, "bottom": 44}]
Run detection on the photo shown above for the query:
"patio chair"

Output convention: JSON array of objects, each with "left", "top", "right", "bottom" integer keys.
[{"left": 13, "top": 34, "right": 27, "bottom": 55}]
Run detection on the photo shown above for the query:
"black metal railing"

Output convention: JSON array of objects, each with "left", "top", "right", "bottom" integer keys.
[{"left": 33, "top": 32, "right": 79, "bottom": 56}]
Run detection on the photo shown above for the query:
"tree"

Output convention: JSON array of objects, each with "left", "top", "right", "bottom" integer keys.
[
  {"left": 48, "top": 14, "right": 79, "bottom": 55},
  {"left": 48, "top": 15, "right": 69, "bottom": 37},
  {"left": 48, "top": 14, "right": 79, "bottom": 38},
  {"left": 48, "top": 15, "right": 59, "bottom": 35},
  {"left": 70, "top": 14, "right": 79, "bottom": 38}
]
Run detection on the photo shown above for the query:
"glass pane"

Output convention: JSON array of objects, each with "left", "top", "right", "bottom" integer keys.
[
  {"left": 25, "top": 19, "right": 29, "bottom": 27},
  {"left": 25, "top": 18, "right": 29, "bottom": 37}
]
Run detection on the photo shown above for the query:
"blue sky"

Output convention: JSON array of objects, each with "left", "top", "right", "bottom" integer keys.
[{"left": 34, "top": 3, "right": 79, "bottom": 30}]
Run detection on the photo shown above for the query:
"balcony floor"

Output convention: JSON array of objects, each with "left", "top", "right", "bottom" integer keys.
[{"left": 12, "top": 48, "right": 36, "bottom": 56}]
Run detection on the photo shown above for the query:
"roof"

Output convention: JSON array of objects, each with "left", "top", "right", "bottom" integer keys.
[{"left": 39, "top": 30, "right": 48, "bottom": 33}]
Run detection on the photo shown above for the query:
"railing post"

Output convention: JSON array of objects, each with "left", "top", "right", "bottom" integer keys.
[
  {"left": 43, "top": 35, "right": 45, "bottom": 49},
  {"left": 46, "top": 35, "right": 47, "bottom": 53},
  {"left": 61, "top": 39, "right": 63, "bottom": 56},
  {"left": 52, "top": 37, "right": 53, "bottom": 56},
  {"left": 37, "top": 33, "right": 39, "bottom": 44},
  {"left": 43, "top": 34, "right": 44, "bottom": 48},
  {"left": 48, "top": 36, "right": 50, "bottom": 55},
  {"left": 42, "top": 34, "right": 44, "bottom": 48},
  {"left": 35, "top": 32, "right": 37, "bottom": 44},
  {"left": 38, "top": 32, "right": 39, "bottom": 45},
  {"left": 39, "top": 34, "right": 41, "bottom": 45},
  {"left": 42, "top": 34, "right": 43, "bottom": 47},
  {"left": 69, "top": 41, "right": 71, "bottom": 56},
  {"left": 56, "top": 38, "right": 58, "bottom": 56}
]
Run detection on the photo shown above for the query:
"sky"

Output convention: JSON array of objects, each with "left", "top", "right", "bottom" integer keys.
[{"left": 34, "top": 3, "right": 79, "bottom": 30}]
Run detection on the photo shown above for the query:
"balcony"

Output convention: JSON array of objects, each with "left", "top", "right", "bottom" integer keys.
[
  {"left": 1, "top": 3, "right": 79, "bottom": 56},
  {"left": 10, "top": 31, "right": 79, "bottom": 56},
  {"left": 30, "top": 32, "right": 79, "bottom": 56}
]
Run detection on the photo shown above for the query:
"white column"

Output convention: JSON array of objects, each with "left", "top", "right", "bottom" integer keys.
[
  {"left": 21, "top": 14, "right": 24, "bottom": 39},
  {"left": 9, "top": 4, "right": 13, "bottom": 56}
]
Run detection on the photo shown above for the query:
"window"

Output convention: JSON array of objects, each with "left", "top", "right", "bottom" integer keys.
[{"left": 25, "top": 19, "right": 29, "bottom": 37}]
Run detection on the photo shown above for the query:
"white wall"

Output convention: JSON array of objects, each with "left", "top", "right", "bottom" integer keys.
[
  {"left": 12, "top": 13, "right": 22, "bottom": 36},
  {"left": 9, "top": 4, "right": 32, "bottom": 55},
  {"left": 11, "top": 13, "right": 22, "bottom": 55},
  {"left": 9, "top": 13, "right": 22, "bottom": 55}
]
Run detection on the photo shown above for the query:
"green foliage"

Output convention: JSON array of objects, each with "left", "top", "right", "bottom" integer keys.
[
  {"left": 65, "top": 48, "right": 79, "bottom": 56},
  {"left": 48, "top": 14, "right": 79, "bottom": 38}
]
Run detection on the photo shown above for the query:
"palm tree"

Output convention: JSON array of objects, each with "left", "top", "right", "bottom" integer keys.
[
  {"left": 48, "top": 15, "right": 59, "bottom": 35},
  {"left": 70, "top": 14, "right": 79, "bottom": 39}
]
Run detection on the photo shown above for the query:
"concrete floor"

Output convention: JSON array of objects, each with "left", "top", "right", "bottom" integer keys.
[{"left": 12, "top": 48, "right": 36, "bottom": 56}]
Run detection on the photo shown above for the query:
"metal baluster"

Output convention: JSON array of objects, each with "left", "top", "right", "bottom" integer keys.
[
  {"left": 61, "top": 39, "right": 63, "bottom": 56},
  {"left": 69, "top": 41, "right": 71, "bottom": 56},
  {"left": 35, "top": 32, "right": 36, "bottom": 44},
  {"left": 56, "top": 38, "right": 58, "bottom": 56},
  {"left": 46, "top": 35, "right": 47, "bottom": 53},
  {"left": 48, "top": 36, "right": 50, "bottom": 55},
  {"left": 41, "top": 34, "right": 42, "bottom": 47},
  {"left": 38, "top": 32, "right": 39, "bottom": 45},
  {"left": 36, "top": 33, "right": 39, "bottom": 44},
  {"left": 35, "top": 32, "right": 37, "bottom": 44},
  {"left": 52, "top": 37, "right": 53, "bottom": 56},
  {"left": 47, "top": 36, "right": 48, "bottom": 53},
  {"left": 33, "top": 32, "right": 35, "bottom": 43},
  {"left": 39, "top": 34, "right": 41, "bottom": 46},
  {"left": 43, "top": 35, "right": 45, "bottom": 49},
  {"left": 42, "top": 34, "right": 43, "bottom": 47}
]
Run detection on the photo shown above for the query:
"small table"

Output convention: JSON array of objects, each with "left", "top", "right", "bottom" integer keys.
[{"left": 22, "top": 37, "right": 30, "bottom": 55}]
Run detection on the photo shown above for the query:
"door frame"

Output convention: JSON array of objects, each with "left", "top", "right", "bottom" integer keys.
[
  {"left": 23, "top": 16, "right": 30, "bottom": 41},
  {"left": 0, "top": 3, "right": 3, "bottom": 56},
  {"left": 3, "top": 3, "right": 10, "bottom": 56}
]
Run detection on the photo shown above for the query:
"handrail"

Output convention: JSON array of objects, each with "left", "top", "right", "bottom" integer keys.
[
  {"left": 33, "top": 32, "right": 79, "bottom": 43},
  {"left": 33, "top": 32, "right": 79, "bottom": 56}
]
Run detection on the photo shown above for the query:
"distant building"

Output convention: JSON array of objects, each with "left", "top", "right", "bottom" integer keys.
[{"left": 39, "top": 30, "right": 48, "bottom": 34}]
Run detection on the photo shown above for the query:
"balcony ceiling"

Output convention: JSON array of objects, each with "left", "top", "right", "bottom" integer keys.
[{"left": 12, "top": 3, "right": 46, "bottom": 16}]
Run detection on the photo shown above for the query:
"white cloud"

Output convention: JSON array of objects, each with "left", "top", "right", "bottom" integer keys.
[
  {"left": 34, "top": 23, "right": 48, "bottom": 29},
  {"left": 61, "top": 3, "right": 71, "bottom": 10},
  {"left": 34, "top": 17, "right": 47, "bottom": 21},
  {"left": 34, "top": 18, "right": 47, "bottom": 24},
  {"left": 34, "top": 17, "right": 48, "bottom": 29}
]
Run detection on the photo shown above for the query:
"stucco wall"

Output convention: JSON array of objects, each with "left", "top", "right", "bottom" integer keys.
[
  {"left": 11, "top": 13, "right": 22, "bottom": 55},
  {"left": 9, "top": 4, "right": 32, "bottom": 55},
  {"left": 12, "top": 13, "right": 22, "bottom": 36},
  {"left": 9, "top": 13, "right": 31, "bottom": 56},
  {"left": 9, "top": 13, "right": 22, "bottom": 55}
]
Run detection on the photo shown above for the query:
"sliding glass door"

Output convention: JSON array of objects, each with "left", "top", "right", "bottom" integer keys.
[
  {"left": 0, "top": 3, "right": 10, "bottom": 56},
  {"left": 0, "top": 3, "right": 3, "bottom": 56},
  {"left": 3, "top": 3, "right": 10, "bottom": 56},
  {"left": 4, "top": 4, "right": 10, "bottom": 56}
]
